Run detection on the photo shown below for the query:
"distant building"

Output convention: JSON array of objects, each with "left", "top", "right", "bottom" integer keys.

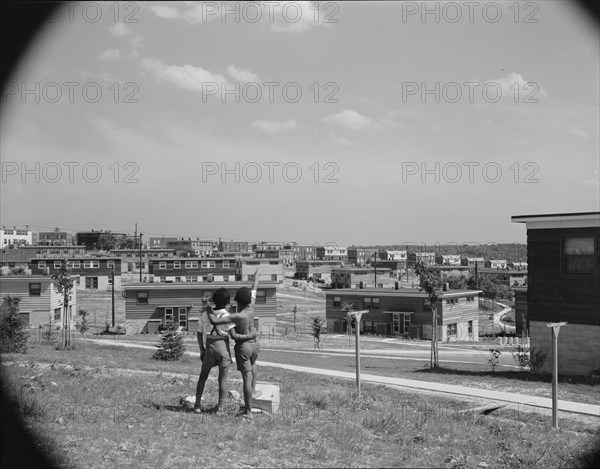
[
  {"left": 238, "top": 258, "right": 284, "bottom": 283},
  {"left": 512, "top": 211, "right": 600, "bottom": 375},
  {"left": 0, "top": 274, "right": 78, "bottom": 327},
  {"left": 461, "top": 257, "right": 485, "bottom": 269},
  {"left": 30, "top": 257, "right": 122, "bottom": 291},
  {"left": 37, "top": 228, "right": 74, "bottom": 246},
  {"left": 347, "top": 248, "right": 378, "bottom": 267},
  {"left": 435, "top": 254, "right": 462, "bottom": 266},
  {"left": 378, "top": 249, "right": 407, "bottom": 262},
  {"left": 407, "top": 252, "right": 436, "bottom": 267},
  {"left": 316, "top": 245, "right": 347, "bottom": 262},
  {"left": 295, "top": 260, "right": 343, "bottom": 280},
  {"left": 330, "top": 267, "right": 393, "bottom": 289},
  {"left": 325, "top": 286, "right": 481, "bottom": 341},
  {"left": 219, "top": 240, "right": 249, "bottom": 254},
  {"left": 123, "top": 281, "right": 278, "bottom": 334},
  {"left": 1, "top": 227, "right": 32, "bottom": 246},
  {"left": 148, "top": 236, "right": 178, "bottom": 249},
  {"left": 479, "top": 268, "right": 528, "bottom": 286},
  {"left": 292, "top": 244, "right": 317, "bottom": 261},
  {"left": 76, "top": 230, "right": 127, "bottom": 250},
  {"left": 149, "top": 257, "right": 237, "bottom": 283},
  {"left": 485, "top": 259, "right": 508, "bottom": 269}
]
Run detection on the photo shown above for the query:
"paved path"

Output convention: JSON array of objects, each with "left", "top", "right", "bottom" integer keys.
[{"left": 83, "top": 339, "right": 599, "bottom": 418}]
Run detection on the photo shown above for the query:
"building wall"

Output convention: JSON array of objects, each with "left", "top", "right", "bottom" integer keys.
[
  {"left": 529, "top": 321, "right": 600, "bottom": 375},
  {"left": 527, "top": 227, "right": 600, "bottom": 326},
  {"left": 239, "top": 259, "right": 283, "bottom": 283}
]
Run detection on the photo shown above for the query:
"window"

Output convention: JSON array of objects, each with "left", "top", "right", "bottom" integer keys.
[
  {"left": 256, "top": 290, "right": 267, "bottom": 304},
  {"left": 85, "top": 277, "right": 98, "bottom": 289},
  {"left": 175, "top": 277, "right": 181, "bottom": 282},
  {"left": 271, "top": 274, "right": 278, "bottom": 281},
  {"left": 447, "top": 323, "right": 457, "bottom": 336},
  {"left": 54, "top": 261, "right": 62, "bottom": 268},
  {"left": 333, "top": 296, "right": 341, "bottom": 307},
  {"left": 186, "top": 261, "right": 198, "bottom": 269},
  {"left": 269, "top": 261, "right": 279, "bottom": 265},
  {"left": 84, "top": 260, "right": 99, "bottom": 268},
  {"left": 137, "top": 291, "right": 148, "bottom": 304},
  {"left": 174, "top": 261, "right": 181, "bottom": 269},
  {"left": 222, "top": 261, "right": 230, "bottom": 268},
  {"left": 159, "top": 262, "right": 167, "bottom": 270},
  {"left": 178, "top": 308, "right": 187, "bottom": 328},
  {"left": 468, "top": 320, "right": 473, "bottom": 334},
  {"left": 223, "top": 275, "right": 229, "bottom": 282},
  {"left": 201, "top": 261, "right": 216, "bottom": 268},
  {"left": 363, "top": 297, "right": 380, "bottom": 308},
  {"left": 38, "top": 261, "right": 46, "bottom": 268},
  {"left": 160, "top": 277, "right": 166, "bottom": 283},
  {"left": 185, "top": 276, "right": 195, "bottom": 282},
  {"left": 29, "top": 283, "right": 41, "bottom": 296},
  {"left": 54, "top": 308, "right": 61, "bottom": 321},
  {"left": 372, "top": 298, "right": 380, "bottom": 308},
  {"left": 107, "top": 260, "right": 114, "bottom": 268},
  {"left": 165, "top": 308, "right": 174, "bottom": 323},
  {"left": 364, "top": 297, "right": 372, "bottom": 308},
  {"left": 67, "top": 261, "right": 80, "bottom": 269},
  {"left": 563, "top": 237, "right": 595, "bottom": 276},
  {"left": 248, "top": 274, "right": 254, "bottom": 281}
]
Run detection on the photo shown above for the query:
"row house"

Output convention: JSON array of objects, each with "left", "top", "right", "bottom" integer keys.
[
  {"left": 479, "top": 268, "right": 528, "bottom": 286},
  {"left": 123, "top": 281, "right": 278, "bottom": 334},
  {"left": 378, "top": 249, "right": 407, "bottom": 262},
  {"left": 112, "top": 248, "right": 174, "bottom": 273},
  {"left": 295, "top": 260, "right": 343, "bottom": 280},
  {"left": 37, "top": 229, "right": 75, "bottom": 246},
  {"left": 76, "top": 230, "right": 127, "bottom": 250},
  {"left": 148, "top": 236, "right": 178, "bottom": 249},
  {"left": 512, "top": 211, "right": 600, "bottom": 375},
  {"left": 292, "top": 244, "right": 317, "bottom": 261},
  {"left": 30, "top": 257, "right": 122, "bottom": 291},
  {"left": 326, "top": 286, "right": 481, "bottom": 341},
  {"left": 1, "top": 227, "right": 33, "bottom": 246},
  {"left": 238, "top": 259, "right": 284, "bottom": 283},
  {"left": 149, "top": 257, "right": 237, "bottom": 283},
  {"left": 330, "top": 267, "right": 393, "bottom": 289},
  {"left": 485, "top": 259, "right": 508, "bottom": 269},
  {"left": 166, "top": 238, "right": 218, "bottom": 257},
  {"left": 508, "top": 261, "right": 528, "bottom": 270},
  {"left": 347, "top": 248, "right": 378, "bottom": 267},
  {"left": 316, "top": 246, "right": 348, "bottom": 262},
  {"left": 461, "top": 257, "right": 485, "bottom": 269},
  {"left": 435, "top": 254, "right": 462, "bottom": 266},
  {"left": 0, "top": 275, "right": 78, "bottom": 327},
  {"left": 219, "top": 240, "right": 249, "bottom": 254},
  {"left": 407, "top": 251, "right": 436, "bottom": 267}
]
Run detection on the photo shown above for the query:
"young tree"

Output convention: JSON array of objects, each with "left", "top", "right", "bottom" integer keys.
[
  {"left": 153, "top": 321, "right": 186, "bottom": 361},
  {"left": 341, "top": 302, "right": 355, "bottom": 346},
  {"left": 0, "top": 295, "right": 27, "bottom": 353},
  {"left": 292, "top": 304, "right": 298, "bottom": 332},
  {"left": 414, "top": 260, "right": 442, "bottom": 369},
  {"left": 52, "top": 260, "right": 74, "bottom": 348},
  {"left": 311, "top": 316, "right": 325, "bottom": 350},
  {"left": 75, "top": 309, "right": 90, "bottom": 336},
  {"left": 8, "top": 266, "right": 27, "bottom": 276}
]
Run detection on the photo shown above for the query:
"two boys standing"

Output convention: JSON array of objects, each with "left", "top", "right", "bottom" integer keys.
[{"left": 195, "top": 268, "right": 261, "bottom": 417}]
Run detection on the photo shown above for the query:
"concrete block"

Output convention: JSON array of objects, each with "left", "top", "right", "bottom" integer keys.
[{"left": 252, "top": 383, "right": 280, "bottom": 414}]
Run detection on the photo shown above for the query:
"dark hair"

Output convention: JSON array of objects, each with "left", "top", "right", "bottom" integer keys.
[
  {"left": 234, "top": 287, "right": 252, "bottom": 307},
  {"left": 212, "top": 288, "right": 231, "bottom": 309}
]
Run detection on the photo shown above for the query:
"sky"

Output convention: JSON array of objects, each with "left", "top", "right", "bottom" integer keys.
[{"left": 1, "top": 1, "right": 598, "bottom": 247}]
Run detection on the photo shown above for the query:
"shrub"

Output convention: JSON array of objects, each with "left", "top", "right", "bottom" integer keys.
[
  {"left": 153, "top": 321, "right": 186, "bottom": 361},
  {"left": 529, "top": 347, "right": 547, "bottom": 373},
  {"left": 0, "top": 295, "right": 28, "bottom": 353}
]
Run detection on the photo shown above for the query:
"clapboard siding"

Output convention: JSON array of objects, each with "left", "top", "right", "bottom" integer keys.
[{"left": 527, "top": 227, "right": 600, "bottom": 325}]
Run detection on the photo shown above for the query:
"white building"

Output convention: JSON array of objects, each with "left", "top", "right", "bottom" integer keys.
[{"left": 1, "top": 227, "right": 33, "bottom": 246}]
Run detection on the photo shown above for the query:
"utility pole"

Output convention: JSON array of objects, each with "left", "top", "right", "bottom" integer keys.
[
  {"left": 134, "top": 222, "right": 137, "bottom": 249},
  {"left": 139, "top": 233, "right": 143, "bottom": 282},
  {"left": 111, "top": 266, "right": 115, "bottom": 327}
]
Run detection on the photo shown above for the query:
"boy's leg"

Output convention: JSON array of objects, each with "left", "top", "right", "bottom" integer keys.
[
  {"left": 195, "top": 363, "right": 212, "bottom": 410},
  {"left": 216, "top": 365, "right": 229, "bottom": 410},
  {"left": 241, "top": 370, "right": 253, "bottom": 416}
]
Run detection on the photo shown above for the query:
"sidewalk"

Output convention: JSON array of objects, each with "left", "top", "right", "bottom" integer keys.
[{"left": 85, "top": 338, "right": 600, "bottom": 418}]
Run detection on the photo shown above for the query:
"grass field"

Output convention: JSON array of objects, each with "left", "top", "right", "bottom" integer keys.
[{"left": 2, "top": 338, "right": 599, "bottom": 468}]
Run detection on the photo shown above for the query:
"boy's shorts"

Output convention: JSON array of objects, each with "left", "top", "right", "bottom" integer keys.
[
  {"left": 234, "top": 340, "right": 260, "bottom": 372},
  {"left": 203, "top": 338, "right": 232, "bottom": 369}
]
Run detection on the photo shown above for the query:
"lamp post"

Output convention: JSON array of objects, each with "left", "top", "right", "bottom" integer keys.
[
  {"left": 349, "top": 310, "right": 370, "bottom": 393},
  {"left": 547, "top": 322, "right": 567, "bottom": 428}
]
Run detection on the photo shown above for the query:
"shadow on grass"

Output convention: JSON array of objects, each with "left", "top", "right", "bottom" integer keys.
[{"left": 414, "top": 367, "right": 600, "bottom": 386}]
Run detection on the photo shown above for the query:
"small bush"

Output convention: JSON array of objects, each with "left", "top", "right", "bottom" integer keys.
[
  {"left": 153, "top": 322, "right": 186, "bottom": 361},
  {"left": 0, "top": 295, "right": 28, "bottom": 353},
  {"left": 529, "top": 347, "right": 547, "bottom": 373}
]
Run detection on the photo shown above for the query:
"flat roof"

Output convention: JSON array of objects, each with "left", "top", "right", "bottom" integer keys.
[
  {"left": 326, "top": 288, "right": 481, "bottom": 297},
  {"left": 124, "top": 281, "right": 279, "bottom": 290},
  {"left": 512, "top": 212, "right": 600, "bottom": 229}
]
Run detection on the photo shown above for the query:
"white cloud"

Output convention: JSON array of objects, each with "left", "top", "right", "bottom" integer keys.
[
  {"left": 488, "top": 72, "right": 548, "bottom": 100},
  {"left": 330, "top": 133, "right": 354, "bottom": 146},
  {"left": 109, "top": 23, "right": 130, "bottom": 37},
  {"left": 109, "top": 23, "right": 144, "bottom": 52},
  {"left": 141, "top": 58, "right": 227, "bottom": 93},
  {"left": 251, "top": 119, "right": 296, "bottom": 134},
  {"left": 98, "top": 48, "right": 121, "bottom": 61},
  {"left": 322, "top": 109, "right": 372, "bottom": 130},
  {"left": 570, "top": 127, "right": 590, "bottom": 138},
  {"left": 268, "top": 2, "right": 330, "bottom": 33},
  {"left": 227, "top": 65, "right": 259, "bottom": 83},
  {"left": 148, "top": 4, "right": 181, "bottom": 19}
]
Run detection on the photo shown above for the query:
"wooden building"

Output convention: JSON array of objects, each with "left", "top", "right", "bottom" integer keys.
[
  {"left": 30, "top": 257, "right": 121, "bottom": 291},
  {"left": 0, "top": 275, "right": 78, "bottom": 327},
  {"left": 512, "top": 211, "right": 600, "bottom": 375},
  {"left": 237, "top": 259, "right": 284, "bottom": 283},
  {"left": 325, "top": 286, "right": 481, "bottom": 341},
  {"left": 148, "top": 257, "right": 237, "bottom": 283},
  {"left": 123, "top": 281, "right": 278, "bottom": 334},
  {"left": 294, "top": 260, "right": 343, "bottom": 280},
  {"left": 330, "top": 267, "right": 393, "bottom": 289}
]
